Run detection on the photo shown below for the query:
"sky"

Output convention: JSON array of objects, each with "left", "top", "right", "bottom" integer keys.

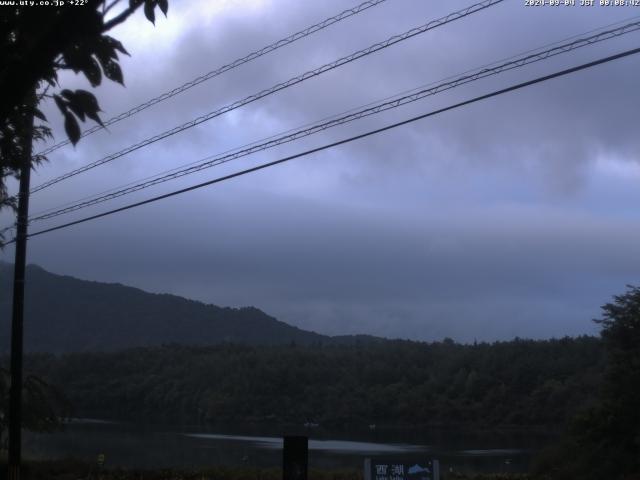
[{"left": 2, "top": 0, "right": 640, "bottom": 342}]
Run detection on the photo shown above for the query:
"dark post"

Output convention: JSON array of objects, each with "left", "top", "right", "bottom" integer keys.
[
  {"left": 282, "top": 435, "right": 308, "bottom": 480},
  {"left": 7, "top": 100, "right": 34, "bottom": 480}
]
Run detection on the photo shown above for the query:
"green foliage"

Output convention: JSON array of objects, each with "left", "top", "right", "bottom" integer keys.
[
  {"left": 25, "top": 337, "right": 603, "bottom": 429},
  {"left": 0, "top": 0, "right": 169, "bottom": 224},
  {"left": 0, "top": 366, "right": 71, "bottom": 452},
  {"left": 0, "top": 97, "right": 51, "bottom": 213},
  {"left": 533, "top": 286, "right": 640, "bottom": 480}
]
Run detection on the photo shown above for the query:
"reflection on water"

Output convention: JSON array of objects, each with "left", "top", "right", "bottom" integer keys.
[
  {"left": 307, "top": 439, "right": 425, "bottom": 454},
  {"left": 461, "top": 449, "right": 524, "bottom": 456},
  {"left": 187, "top": 434, "right": 426, "bottom": 453},
  {"left": 24, "top": 420, "right": 553, "bottom": 475}
]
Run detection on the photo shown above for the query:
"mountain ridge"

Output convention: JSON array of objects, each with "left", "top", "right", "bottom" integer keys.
[{"left": 0, "top": 262, "right": 381, "bottom": 353}]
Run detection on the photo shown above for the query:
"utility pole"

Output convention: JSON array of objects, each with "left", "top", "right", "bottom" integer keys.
[{"left": 8, "top": 97, "right": 35, "bottom": 480}]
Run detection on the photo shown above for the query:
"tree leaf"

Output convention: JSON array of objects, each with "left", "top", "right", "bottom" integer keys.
[
  {"left": 53, "top": 94, "right": 67, "bottom": 113},
  {"left": 64, "top": 111, "right": 81, "bottom": 146},
  {"left": 32, "top": 154, "right": 48, "bottom": 165},
  {"left": 73, "top": 90, "right": 101, "bottom": 115},
  {"left": 144, "top": 0, "right": 156, "bottom": 24},
  {"left": 103, "top": 59, "right": 124, "bottom": 85},
  {"left": 62, "top": 54, "right": 80, "bottom": 74},
  {"left": 94, "top": 38, "right": 118, "bottom": 68},
  {"left": 82, "top": 56, "right": 102, "bottom": 87},
  {"left": 44, "top": 72, "right": 58, "bottom": 87},
  {"left": 85, "top": 110, "right": 104, "bottom": 127},
  {"left": 72, "top": 90, "right": 104, "bottom": 127},
  {"left": 62, "top": 44, "right": 87, "bottom": 74},
  {"left": 33, "top": 108, "right": 47, "bottom": 122},
  {"left": 66, "top": 100, "right": 86, "bottom": 122},
  {"left": 158, "top": 0, "right": 168, "bottom": 16},
  {"left": 103, "top": 35, "right": 129, "bottom": 57},
  {"left": 61, "top": 90, "right": 105, "bottom": 127}
]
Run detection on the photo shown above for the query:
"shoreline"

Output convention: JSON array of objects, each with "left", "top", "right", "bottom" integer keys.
[{"left": 0, "top": 459, "right": 537, "bottom": 480}]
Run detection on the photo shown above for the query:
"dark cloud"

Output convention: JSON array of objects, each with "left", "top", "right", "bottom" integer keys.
[{"left": 3, "top": 0, "right": 640, "bottom": 341}]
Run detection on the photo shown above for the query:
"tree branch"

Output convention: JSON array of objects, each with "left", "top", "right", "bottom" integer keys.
[
  {"left": 103, "top": 0, "right": 121, "bottom": 16},
  {"left": 36, "top": 84, "right": 51, "bottom": 102},
  {"left": 102, "top": 4, "right": 139, "bottom": 32}
]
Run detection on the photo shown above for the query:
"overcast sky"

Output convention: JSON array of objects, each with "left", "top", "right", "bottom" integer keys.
[{"left": 2, "top": 0, "right": 640, "bottom": 342}]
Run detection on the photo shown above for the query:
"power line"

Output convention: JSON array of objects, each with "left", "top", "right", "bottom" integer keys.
[
  {"left": 35, "top": 0, "right": 390, "bottom": 156},
  {"left": 28, "top": 13, "right": 640, "bottom": 221},
  {"left": 9, "top": 45, "right": 639, "bottom": 244},
  {"left": 27, "top": 20, "right": 640, "bottom": 224},
  {"left": 29, "top": 0, "right": 503, "bottom": 194},
  {"left": 24, "top": 12, "right": 640, "bottom": 226}
]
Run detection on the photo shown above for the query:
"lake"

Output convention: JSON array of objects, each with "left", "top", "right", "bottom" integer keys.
[{"left": 23, "top": 420, "right": 555, "bottom": 475}]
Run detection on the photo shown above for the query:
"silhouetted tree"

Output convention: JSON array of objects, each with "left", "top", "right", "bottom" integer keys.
[
  {"left": 581, "top": 285, "right": 640, "bottom": 478},
  {"left": 536, "top": 286, "right": 640, "bottom": 480},
  {"left": 0, "top": 0, "right": 169, "bottom": 216},
  {"left": 24, "top": 337, "right": 604, "bottom": 428},
  {"left": 0, "top": 367, "right": 71, "bottom": 452}
]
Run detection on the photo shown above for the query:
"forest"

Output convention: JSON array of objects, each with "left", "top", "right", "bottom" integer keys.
[
  {"left": 3, "top": 284, "right": 639, "bottom": 480},
  {"left": 22, "top": 336, "right": 603, "bottom": 428}
]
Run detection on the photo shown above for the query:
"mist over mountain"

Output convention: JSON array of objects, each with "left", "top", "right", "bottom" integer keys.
[{"left": 0, "top": 262, "right": 378, "bottom": 353}]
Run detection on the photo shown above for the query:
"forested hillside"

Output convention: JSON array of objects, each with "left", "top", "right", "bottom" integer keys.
[
  {"left": 25, "top": 336, "right": 603, "bottom": 428},
  {"left": 0, "top": 262, "right": 332, "bottom": 352}
]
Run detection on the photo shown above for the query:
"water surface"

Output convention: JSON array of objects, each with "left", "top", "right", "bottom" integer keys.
[{"left": 24, "top": 420, "right": 553, "bottom": 474}]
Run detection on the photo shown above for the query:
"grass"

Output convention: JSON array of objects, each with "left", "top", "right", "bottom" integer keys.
[{"left": 1, "top": 459, "right": 539, "bottom": 480}]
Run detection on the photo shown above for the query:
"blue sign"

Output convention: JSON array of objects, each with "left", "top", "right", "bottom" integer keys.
[{"left": 364, "top": 459, "right": 439, "bottom": 480}]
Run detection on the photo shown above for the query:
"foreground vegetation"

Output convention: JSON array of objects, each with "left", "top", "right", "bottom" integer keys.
[{"left": 0, "top": 459, "right": 536, "bottom": 480}]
